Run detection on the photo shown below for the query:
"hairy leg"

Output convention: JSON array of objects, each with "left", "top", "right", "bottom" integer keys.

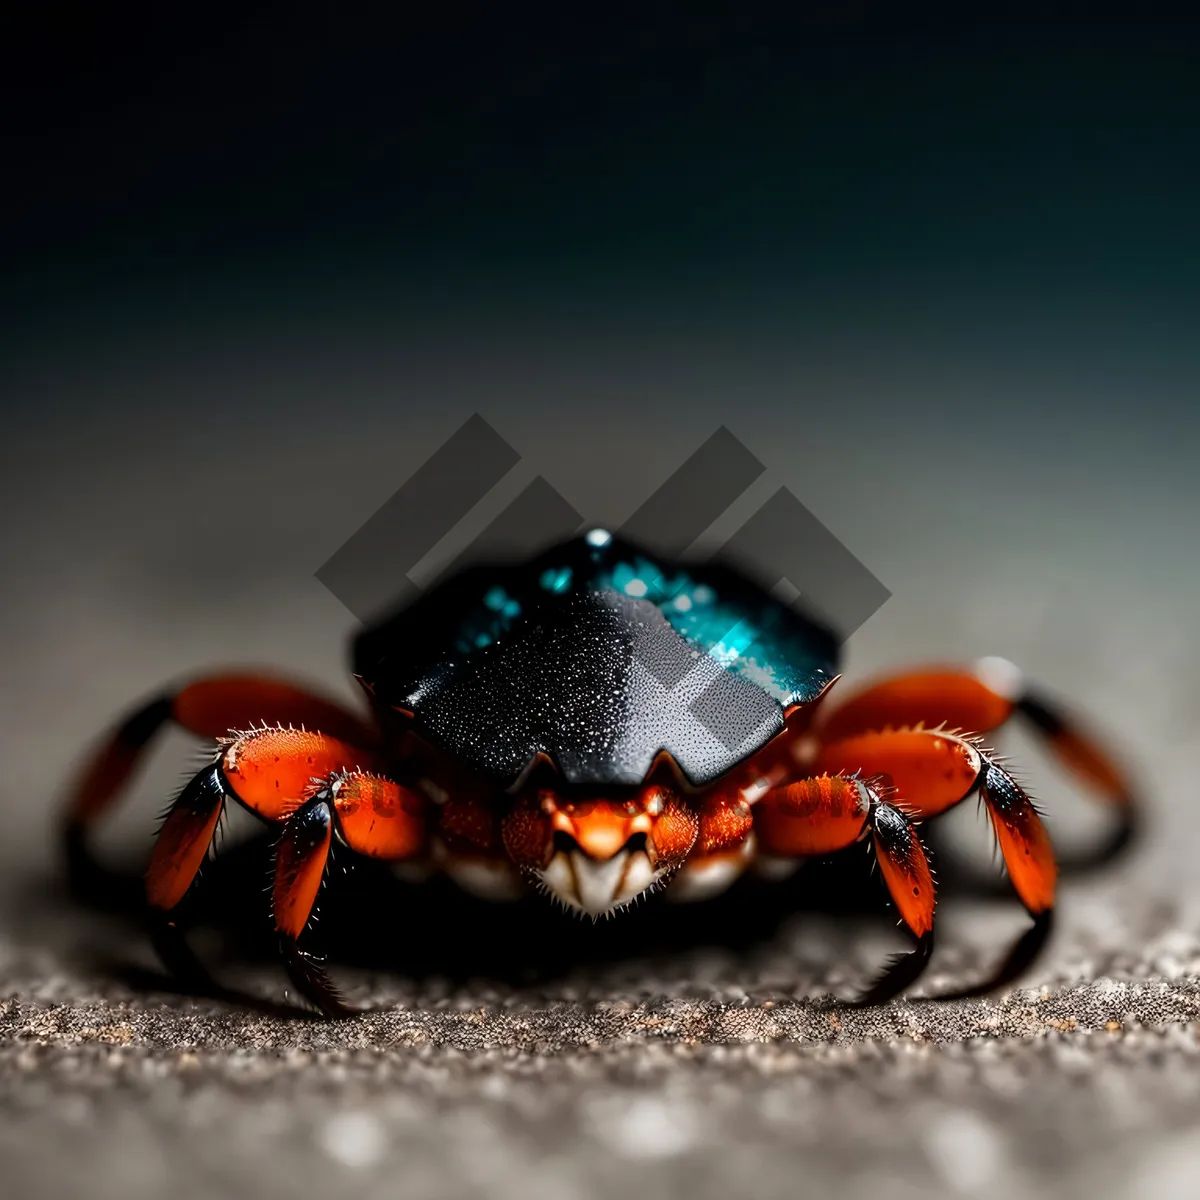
[
  {"left": 754, "top": 774, "right": 936, "bottom": 1005},
  {"left": 63, "top": 670, "right": 378, "bottom": 891},
  {"left": 143, "top": 725, "right": 380, "bottom": 1001},
  {"left": 817, "top": 726, "right": 1057, "bottom": 996},
  {"left": 815, "top": 658, "right": 1137, "bottom": 867},
  {"left": 272, "top": 769, "right": 429, "bottom": 1016}
]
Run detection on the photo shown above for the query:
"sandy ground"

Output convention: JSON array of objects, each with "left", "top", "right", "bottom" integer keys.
[{"left": 7, "top": 878, "right": 1200, "bottom": 1200}]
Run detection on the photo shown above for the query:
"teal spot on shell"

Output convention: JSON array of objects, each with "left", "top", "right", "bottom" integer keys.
[
  {"left": 590, "top": 558, "right": 829, "bottom": 706},
  {"left": 539, "top": 566, "right": 573, "bottom": 594},
  {"left": 455, "top": 585, "right": 524, "bottom": 654}
]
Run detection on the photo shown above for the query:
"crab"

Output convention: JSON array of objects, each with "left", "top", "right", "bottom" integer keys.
[{"left": 62, "top": 529, "right": 1137, "bottom": 1016}]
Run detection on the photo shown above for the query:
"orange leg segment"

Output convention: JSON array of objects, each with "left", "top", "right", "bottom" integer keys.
[
  {"left": 816, "top": 663, "right": 1016, "bottom": 742},
  {"left": 855, "top": 800, "right": 938, "bottom": 1005},
  {"left": 271, "top": 795, "right": 350, "bottom": 1018},
  {"left": 143, "top": 726, "right": 373, "bottom": 916},
  {"left": 979, "top": 762, "right": 1056, "bottom": 915},
  {"left": 941, "top": 754, "right": 1057, "bottom": 999},
  {"left": 220, "top": 726, "right": 378, "bottom": 822},
  {"left": 145, "top": 766, "right": 227, "bottom": 913},
  {"left": 754, "top": 775, "right": 936, "bottom": 1003},
  {"left": 755, "top": 775, "right": 871, "bottom": 857},
  {"left": 871, "top": 803, "right": 936, "bottom": 939},
  {"left": 62, "top": 670, "right": 379, "bottom": 890},
  {"left": 330, "top": 771, "right": 428, "bottom": 860},
  {"left": 811, "top": 723, "right": 1058, "bottom": 998},
  {"left": 816, "top": 728, "right": 982, "bottom": 820},
  {"left": 273, "top": 799, "right": 335, "bottom": 942},
  {"left": 271, "top": 770, "right": 430, "bottom": 1017},
  {"left": 815, "top": 658, "right": 1137, "bottom": 864},
  {"left": 818, "top": 725, "right": 1057, "bottom": 918}
]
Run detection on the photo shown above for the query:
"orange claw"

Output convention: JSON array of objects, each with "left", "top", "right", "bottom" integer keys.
[{"left": 331, "top": 771, "right": 428, "bottom": 859}]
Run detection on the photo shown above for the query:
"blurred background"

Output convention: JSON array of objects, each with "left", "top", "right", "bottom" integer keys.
[{"left": 1, "top": 5, "right": 1199, "bottom": 1199}]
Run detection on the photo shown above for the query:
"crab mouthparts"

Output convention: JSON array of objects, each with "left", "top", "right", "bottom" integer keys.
[{"left": 538, "top": 845, "right": 663, "bottom": 916}]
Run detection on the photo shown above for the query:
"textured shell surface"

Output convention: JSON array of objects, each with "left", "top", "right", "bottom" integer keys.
[{"left": 353, "top": 531, "right": 841, "bottom": 788}]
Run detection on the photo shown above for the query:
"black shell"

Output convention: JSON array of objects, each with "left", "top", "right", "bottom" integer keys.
[{"left": 353, "top": 531, "right": 841, "bottom": 788}]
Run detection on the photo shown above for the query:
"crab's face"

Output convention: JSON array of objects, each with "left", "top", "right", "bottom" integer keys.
[{"left": 501, "top": 780, "right": 699, "bottom": 916}]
